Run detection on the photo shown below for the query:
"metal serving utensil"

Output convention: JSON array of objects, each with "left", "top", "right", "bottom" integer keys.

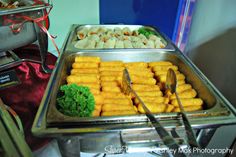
[
  {"left": 166, "top": 69, "right": 199, "bottom": 149},
  {"left": 122, "top": 68, "right": 186, "bottom": 157}
]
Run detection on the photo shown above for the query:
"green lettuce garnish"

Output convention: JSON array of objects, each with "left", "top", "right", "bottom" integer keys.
[
  {"left": 138, "top": 27, "right": 156, "bottom": 38},
  {"left": 57, "top": 84, "right": 95, "bottom": 117}
]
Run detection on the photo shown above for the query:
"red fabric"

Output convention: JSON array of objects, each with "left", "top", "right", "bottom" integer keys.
[{"left": 0, "top": 45, "right": 57, "bottom": 151}]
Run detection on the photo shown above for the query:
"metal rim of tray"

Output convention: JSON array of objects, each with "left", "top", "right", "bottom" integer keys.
[{"left": 0, "top": 4, "right": 52, "bottom": 16}]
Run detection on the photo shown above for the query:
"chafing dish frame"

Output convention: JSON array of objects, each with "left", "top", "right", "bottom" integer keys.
[{"left": 32, "top": 24, "right": 236, "bottom": 155}]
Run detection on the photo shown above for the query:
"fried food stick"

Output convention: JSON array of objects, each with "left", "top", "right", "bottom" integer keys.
[
  {"left": 173, "top": 105, "right": 202, "bottom": 112},
  {"left": 67, "top": 75, "right": 99, "bottom": 83},
  {"left": 153, "top": 65, "right": 178, "bottom": 72},
  {"left": 72, "top": 62, "right": 98, "bottom": 69},
  {"left": 132, "top": 84, "right": 160, "bottom": 92},
  {"left": 75, "top": 56, "right": 101, "bottom": 63},
  {"left": 170, "top": 98, "right": 203, "bottom": 107},
  {"left": 149, "top": 61, "right": 173, "bottom": 67},
  {"left": 102, "top": 104, "right": 135, "bottom": 112},
  {"left": 100, "top": 61, "right": 124, "bottom": 67},
  {"left": 125, "top": 62, "right": 148, "bottom": 68},
  {"left": 131, "top": 76, "right": 156, "bottom": 85},
  {"left": 71, "top": 68, "right": 99, "bottom": 74},
  {"left": 170, "top": 89, "right": 197, "bottom": 100},
  {"left": 138, "top": 103, "right": 166, "bottom": 113}
]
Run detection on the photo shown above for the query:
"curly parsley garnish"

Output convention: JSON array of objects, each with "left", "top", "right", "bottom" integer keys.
[{"left": 57, "top": 84, "right": 95, "bottom": 117}]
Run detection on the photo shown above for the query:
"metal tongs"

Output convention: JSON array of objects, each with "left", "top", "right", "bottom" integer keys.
[
  {"left": 122, "top": 68, "right": 186, "bottom": 157},
  {"left": 166, "top": 69, "right": 200, "bottom": 149}
]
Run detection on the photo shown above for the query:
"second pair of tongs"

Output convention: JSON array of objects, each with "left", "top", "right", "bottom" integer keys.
[
  {"left": 166, "top": 69, "right": 200, "bottom": 149},
  {"left": 122, "top": 68, "right": 186, "bottom": 157}
]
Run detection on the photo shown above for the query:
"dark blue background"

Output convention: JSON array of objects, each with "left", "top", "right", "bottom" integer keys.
[{"left": 100, "top": 0, "right": 182, "bottom": 39}]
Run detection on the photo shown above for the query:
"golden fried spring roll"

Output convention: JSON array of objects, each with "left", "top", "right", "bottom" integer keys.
[
  {"left": 71, "top": 68, "right": 99, "bottom": 74},
  {"left": 176, "top": 84, "right": 192, "bottom": 93},
  {"left": 99, "top": 67, "right": 124, "bottom": 72},
  {"left": 153, "top": 65, "right": 178, "bottom": 72},
  {"left": 177, "top": 80, "right": 186, "bottom": 86},
  {"left": 92, "top": 109, "right": 100, "bottom": 117},
  {"left": 135, "top": 91, "right": 163, "bottom": 97},
  {"left": 174, "top": 73, "right": 186, "bottom": 80},
  {"left": 173, "top": 105, "right": 202, "bottom": 112},
  {"left": 125, "top": 62, "right": 148, "bottom": 68},
  {"left": 103, "top": 98, "right": 132, "bottom": 105},
  {"left": 156, "top": 73, "right": 185, "bottom": 83},
  {"left": 67, "top": 75, "right": 99, "bottom": 83},
  {"left": 131, "top": 76, "right": 156, "bottom": 85},
  {"left": 101, "top": 110, "right": 137, "bottom": 116},
  {"left": 101, "top": 76, "right": 121, "bottom": 82},
  {"left": 102, "top": 104, "right": 134, "bottom": 112},
  {"left": 134, "top": 96, "right": 166, "bottom": 104},
  {"left": 74, "top": 83, "right": 100, "bottom": 90},
  {"left": 95, "top": 104, "right": 102, "bottom": 111},
  {"left": 127, "top": 67, "right": 152, "bottom": 73},
  {"left": 101, "top": 81, "right": 119, "bottom": 87},
  {"left": 72, "top": 62, "right": 98, "bottom": 69},
  {"left": 101, "top": 92, "right": 128, "bottom": 99},
  {"left": 154, "top": 70, "right": 180, "bottom": 76},
  {"left": 100, "top": 61, "right": 124, "bottom": 67},
  {"left": 132, "top": 84, "right": 160, "bottom": 92},
  {"left": 100, "top": 71, "right": 122, "bottom": 76},
  {"left": 148, "top": 61, "right": 173, "bottom": 67},
  {"left": 90, "top": 89, "right": 100, "bottom": 95},
  {"left": 102, "top": 86, "right": 121, "bottom": 93},
  {"left": 129, "top": 72, "right": 154, "bottom": 78},
  {"left": 138, "top": 103, "right": 166, "bottom": 113},
  {"left": 170, "top": 89, "right": 197, "bottom": 100},
  {"left": 75, "top": 56, "right": 101, "bottom": 63},
  {"left": 165, "top": 104, "right": 175, "bottom": 112},
  {"left": 171, "top": 98, "right": 203, "bottom": 107},
  {"left": 94, "top": 95, "right": 104, "bottom": 105}
]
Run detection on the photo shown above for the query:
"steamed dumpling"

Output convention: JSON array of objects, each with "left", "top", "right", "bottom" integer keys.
[
  {"left": 96, "top": 41, "right": 105, "bottom": 49},
  {"left": 77, "top": 27, "right": 88, "bottom": 39},
  {"left": 122, "top": 27, "right": 132, "bottom": 35},
  {"left": 146, "top": 40, "right": 155, "bottom": 48},
  {"left": 84, "top": 40, "right": 96, "bottom": 49},
  {"left": 104, "top": 38, "right": 116, "bottom": 48},
  {"left": 74, "top": 38, "right": 88, "bottom": 48},
  {"left": 88, "top": 34, "right": 100, "bottom": 42},
  {"left": 115, "top": 40, "right": 124, "bottom": 48},
  {"left": 124, "top": 40, "right": 133, "bottom": 48},
  {"left": 132, "top": 41, "right": 146, "bottom": 48}
]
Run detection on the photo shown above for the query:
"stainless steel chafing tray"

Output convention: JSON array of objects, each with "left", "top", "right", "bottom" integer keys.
[
  {"left": 64, "top": 24, "right": 176, "bottom": 52},
  {"left": 32, "top": 49, "right": 236, "bottom": 136},
  {"left": 46, "top": 50, "right": 231, "bottom": 126}
]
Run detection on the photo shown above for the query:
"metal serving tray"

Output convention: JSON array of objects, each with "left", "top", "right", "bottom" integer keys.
[
  {"left": 0, "top": 2, "right": 51, "bottom": 52},
  {"left": 44, "top": 50, "right": 234, "bottom": 127},
  {"left": 64, "top": 24, "right": 175, "bottom": 52}
]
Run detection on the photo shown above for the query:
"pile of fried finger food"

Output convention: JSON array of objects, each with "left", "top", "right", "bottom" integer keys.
[{"left": 66, "top": 56, "right": 204, "bottom": 117}]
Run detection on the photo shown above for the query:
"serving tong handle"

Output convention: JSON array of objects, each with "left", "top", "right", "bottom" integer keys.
[
  {"left": 166, "top": 69, "right": 200, "bottom": 149},
  {"left": 122, "top": 68, "right": 186, "bottom": 157}
]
